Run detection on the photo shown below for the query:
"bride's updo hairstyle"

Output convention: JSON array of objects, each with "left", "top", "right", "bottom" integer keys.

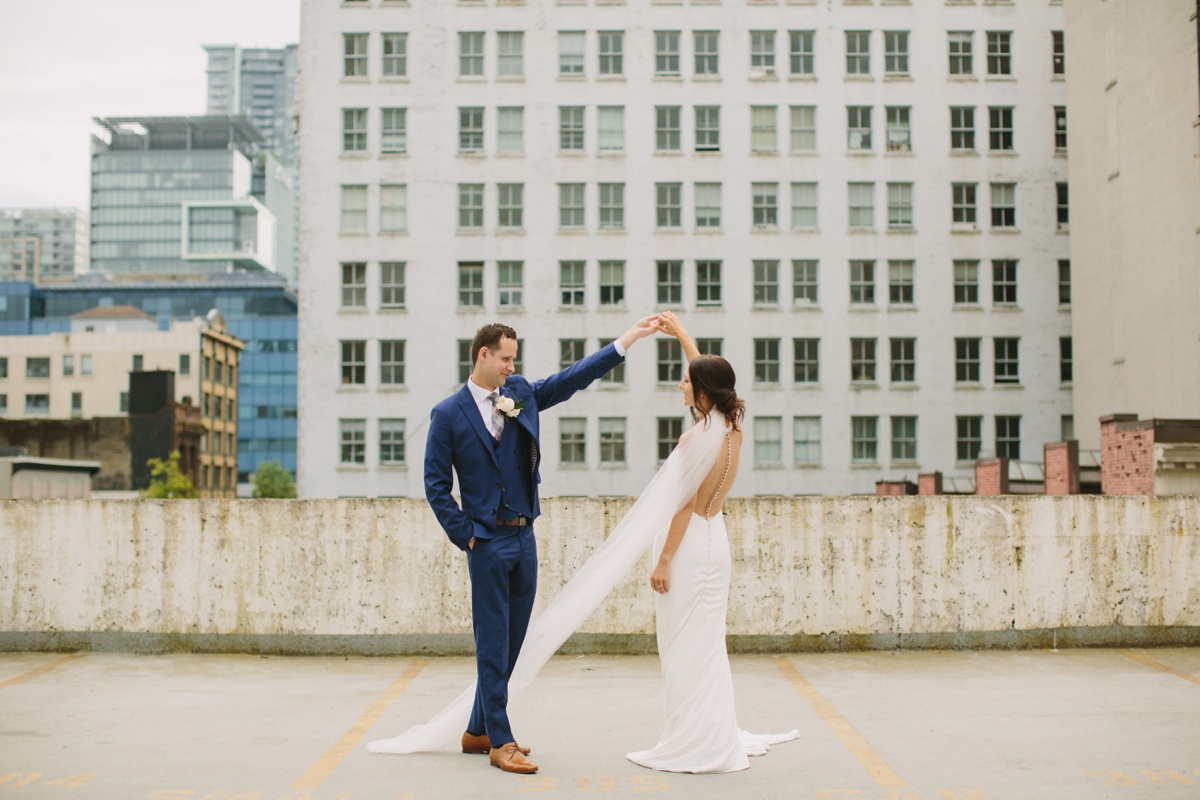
[{"left": 687, "top": 355, "right": 745, "bottom": 431}]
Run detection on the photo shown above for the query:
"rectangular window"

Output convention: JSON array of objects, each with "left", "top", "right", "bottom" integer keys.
[
  {"left": 344, "top": 33, "right": 368, "bottom": 77},
  {"left": 1058, "top": 260, "right": 1071, "bottom": 306},
  {"left": 599, "top": 418, "right": 627, "bottom": 464},
  {"left": 695, "top": 183, "right": 721, "bottom": 228},
  {"left": 178, "top": 354, "right": 189, "bottom": 376},
  {"left": 1060, "top": 337, "right": 1073, "bottom": 383},
  {"left": 599, "top": 31, "right": 624, "bottom": 75},
  {"left": 950, "top": 107, "right": 975, "bottom": 151},
  {"left": 750, "top": 30, "right": 776, "bottom": 73},
  {"left": 1057, "top": 183, "right": 1069, "bottom": 229},
  {"left": 956, "top": 338, "right": 981, "bottom": 383},
  {"left": 343, "top": 108, "right": 367, "bottom": 152},
  {"left": 948, "top": 31, "right": 973, "bottom": 75},
  {"left": 458, "top": 183, "right": 484, "bottom": 229},
  {"left": 459, "top": 107, "right": 484, "bottom": 153},
  {"left": 559, "top": 31, "right": 585, "bottom": 75},
  {"left": 790, "top": 182, "right": 817, "bottom": 229},
  {"left": 120, "top": 393, "right": 129, "bottom": 413},
  {"left": 599, "top": 338, "right": 626, "bottom": 384},
  {"left": 790, "top": 106, "right": 816, "bottom": 152},
  {"left": 80, "top": 355, "right": 91, "bottom": 376},
  {"left": 885, "top": 106, "right": 911, "bottom": 152},
  {"left": 598, "top": 106, "right": 624, "bottom": 151},
  {"left": 658, "top": 339, "right": 683, "bottom": 383},
  {"left": 852, "top": 417, "right": 878, "bottom": 463},
  {"left": 851, "top": 338, "right": 877, "bottom": 383},
  {"left": 755, "top": 417, "right": 783, "bottom": 465},
  {"left": 26, "top": 393, "right": 50, "bottom": 414},
  {"left": 952, "top": 183, "right": 977, "bottom": 225},
  {"left": 752, "top": 183, "right": 778, "bottom": 226},
  {"left": 560, "top": 418, "right": 586, "bottom": 464},
  {"left": 754, "top": 339, "right": 781, "bottom": 383},
  {"left": 0, "top": 357, "right": 6, "bottom": 378},
  {"left": 888, "top": 260, "right": 914, "bottom": 305},
  {"left": 989, "top": 107, "right": 1014, "bottom": 151},
  {"left": 992, "top": 260, "right": 1018, "bottom": 305},
  {"left": 996, "top": 416, "right": 1021, "bottom": 460},
  {"left": 599, "top": 184, "right": 625, "bottom": 230},
  {"left": 559, "top": 183, "right": 585, "bottom": 228},
  {"left": 498, "top": 107, "right": 524, "bottom": 153},
  {"left": 382, "top": 32, "right": 407, "bottom": 77},
  {"left": 63, "top": 354, "right": 74, "bottom": 376},
  {"left": 71, "top": 391, "right": 82, "bottom": 415},
  {"left": 884, "top": 31, "right": 909, "bottom": 75},
  {"left": 954, "top": 260, "right": 979, "bottom": 304},
  {"left": 340, "top": 419, "right": 366, "bottom": 464},
  {"left": 991, "top": 183, "right": 1016, "bottom": 227},
  {"left": 846, "top": 31, "right": 870, "bottom": 75},
  {"left": 381, "top": 262, "right": 406, "bottom": 309},
  {"left": 498, "top": 261, "right": 523, "bottom": 307},
  {"left": 1052, "top": 31, "right": 1065, "bottom": 76},
  {"left": 656, "top": 183, "right": 682, "bottom": 228},
  {"left": 783, "top": 29, "right": 816, "bottom": 78},
  {"left": 381, "top": 108, "right": 406, "bottom": 153},
  {"left": 560, "top": 106, "right": 585, "bottom": 151},
  {"left": 341, "top": 262, "right": 367, "bottom": 308},
  {"left": 26, "top": 357, "right": 50, "bottom": 379},
  {"left": 957, "top": 416, "right": 983, "bottom": 462},
  {"left": 987, "top": 31, "right": 1012, "bottom": 76},
  {"left": 751, "top": 106, "right": 777, "bottom": 152},
  {"left": 891, "top": 416, "right": 918, "bottom": 463},
  {"left": 460, "top": 32, "right": 484, "bottom": 76},
  {"left": 498, "top": 183, "right": 524, "bottom": 229},
  {"left": 341, "top": 341, "right": 366, "bottom": 385},
  {"left": 1055, "top": 106, "right": 1068, "bottom": 152},
  {"left": 655, "top": 106, "right": 681, "bottom": 151},
  {"left": 890, "top": 338, "right": 916, "bottom": 383},
  {"left": 793, "top": 338, "right": 819, "bottom": 383},
  {"left": 498, "top": 31, "right": 523, "bottom": 76},
  {"left": 695, "top": 106, "right": 720, "bottom": 151},
  {"left": 695, "top": 31, "right": 719, "bottom": 75},
  {"left": 379, "top": 419, "right": 406, "bottom": 465},
  {"left": 696, "top": 261, "right": 722, "bottom": 306},
  {"left": 341, "top": 185, "right": 367, "bottom": 233},
  {"left": 697, "top": 339, "right": 723, "bottom": 357},
  {"left": 657, "top": 261, "right": 683, "bottom": 305},
  {"left": 793, "top": 261, "right": 819, "bottom": 306},
  {"left": 794, "top": 417, "right": 821, "bottom": 464},
  {"left": 753, "top": 261, "right": 780, "bottom": 306},
  {"left": 655, "top": 30, "right": 681, "bottom": 76},
  {"left": 560, "top": 338, "right": 586, "bottom": 369},
  {"left": 887, "top": 183, "right": 913, "bottom": 229},
  {"left": 658, "top": 418, "right": 684, "bottom": 462},
  {"left": 850, "top": 260, "right": 875, "bottom": 304},
  {"left": 380, "top": 340, "right": 406, "bottom": 385},
  {"left": 458, "top": 262, "right": 484, "bottom": 308},
  {"left": 599, "top": 261, "right": 625, "bottom": 306},
  {"left": 458, "top": 340, "right": 472, "bottom": 383},
  {"left": 848, "top": 183, "right": 874, "bottom": 228},
  {"left": 847, "top": 106, "right": 872, "bottom": 150},
  {"left": 380, "top": 184, "right": 407, "bottom": 231},
  {"left": 1062, "top": 415, "right": 1075, "bottom": 441},
  {"left": 560, "top": 261, "right": 585, "bottom": 307},
  {"left": 994, "top": 337, "right": 1020, "bottom": 384}
]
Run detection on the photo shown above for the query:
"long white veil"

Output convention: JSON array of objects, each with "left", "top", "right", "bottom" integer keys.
[{"left": 368, "top": 413, "right": 729, "bottom": 754}]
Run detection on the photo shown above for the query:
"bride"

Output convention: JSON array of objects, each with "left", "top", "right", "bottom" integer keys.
[{"left": 368, "top": 312, "right": 797, "bottom": 769}]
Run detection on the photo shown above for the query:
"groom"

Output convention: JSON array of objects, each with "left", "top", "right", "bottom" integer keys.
[{"left": 424, "top": 318, "right": 658, "bottom": 774}]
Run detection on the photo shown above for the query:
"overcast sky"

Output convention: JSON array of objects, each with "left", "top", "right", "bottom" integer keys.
[{"left": 0, "top": 0, "right": 300, "bottom": 210}]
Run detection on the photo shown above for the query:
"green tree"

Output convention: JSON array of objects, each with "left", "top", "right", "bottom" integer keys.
[
  {"left": 143, "top": 450, "right": 199, "bottom": 499},
  {"left": 253, "top": 459, "right": 297, "bottom": 498}
]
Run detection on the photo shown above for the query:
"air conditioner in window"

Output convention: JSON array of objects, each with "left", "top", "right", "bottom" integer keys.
[{"left": 887, "top": 140, "right": 912, "bottom": 152}]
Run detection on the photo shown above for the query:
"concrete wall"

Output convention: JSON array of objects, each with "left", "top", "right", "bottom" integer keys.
[{"left": 2, "top": 496, "right": 1198, "bottom": 655}]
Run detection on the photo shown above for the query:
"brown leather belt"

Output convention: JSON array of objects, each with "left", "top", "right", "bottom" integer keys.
[{"left": 495, "top": 516, "right": 531, "bottom": 527}]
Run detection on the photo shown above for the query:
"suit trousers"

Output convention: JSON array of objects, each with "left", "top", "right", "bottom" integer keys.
[{"left": 466, "top": 524, "right": 537, "bottom": 745}]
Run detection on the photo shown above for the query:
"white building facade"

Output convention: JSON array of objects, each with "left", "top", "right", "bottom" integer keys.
[{"left": 297, "top": 0, "right": 1072, "bottom": 498}]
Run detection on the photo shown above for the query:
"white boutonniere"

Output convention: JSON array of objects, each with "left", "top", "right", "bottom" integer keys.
[{"left": 496, "top": 395, "right": 524, "bottom": 417}]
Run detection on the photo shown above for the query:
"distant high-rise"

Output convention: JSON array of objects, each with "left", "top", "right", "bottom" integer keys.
[
  {"left": 205, "top": 44, "right": 299, "bottom": 170},
  {"left": 0, "top": 208, "right": 89, "bottom": 282}
]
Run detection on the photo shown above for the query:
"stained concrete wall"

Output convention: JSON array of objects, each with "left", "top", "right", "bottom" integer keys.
[{"left": 1, "top": 496, "right": 1198, "bottom": 654}]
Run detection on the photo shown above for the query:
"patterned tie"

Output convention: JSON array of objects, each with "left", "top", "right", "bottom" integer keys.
[{"left": 486, "top": 392, "right": 505, "bottom": 441}]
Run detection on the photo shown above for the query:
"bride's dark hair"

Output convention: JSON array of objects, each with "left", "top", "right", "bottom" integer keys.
[{"left": 687, "top": 355, "right": 745, "bottom": 431}]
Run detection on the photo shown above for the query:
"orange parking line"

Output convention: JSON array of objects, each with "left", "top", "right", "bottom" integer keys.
[
  {"left": 1120, "top": 650, "right": 1200, "bottom": 687},
  {"left": 0, "top": 654, "right": 85, "bottom": 690}
]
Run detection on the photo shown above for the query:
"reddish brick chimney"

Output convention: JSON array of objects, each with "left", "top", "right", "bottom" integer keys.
[
  {"left": 1044, "top": 440, "right": 1080, "bottom": 495},
  {"left": 975, "top": 458, "right": 1009, "bottom": 496}
]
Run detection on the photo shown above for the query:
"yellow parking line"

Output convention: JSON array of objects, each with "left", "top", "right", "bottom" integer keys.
[
  {"left": 773, "top": 655, "right": 906, "bottom": 788},
  {"left": 292, "top": 659, "right": 430, "bottom": 791},
  {"left": 1120, "top": 650, "right": 1200, "bottom": 687},
  {"left": 0, "top": 654, "right": 85, "bottom": 690}
]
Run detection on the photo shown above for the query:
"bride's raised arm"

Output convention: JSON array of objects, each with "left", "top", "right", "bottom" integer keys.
[{"left": 657, "top": 311, "right": 700, "bottom": 364}]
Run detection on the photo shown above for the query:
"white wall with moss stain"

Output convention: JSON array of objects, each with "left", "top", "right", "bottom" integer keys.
[{"left": 1, "top": 496, "right": 1197, "bottom": 648}]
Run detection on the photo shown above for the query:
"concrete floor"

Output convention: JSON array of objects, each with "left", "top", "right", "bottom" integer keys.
[{"left": 1, "top": 648, "right": 1198, "bottom": 799}]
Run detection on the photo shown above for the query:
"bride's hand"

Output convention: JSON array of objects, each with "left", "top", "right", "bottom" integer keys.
[
  {"left": 650, "top": 559, "right": 670, "bottom": 593},
  {"left": 656, "top": 311, "right": 686, "bottom": 340}
]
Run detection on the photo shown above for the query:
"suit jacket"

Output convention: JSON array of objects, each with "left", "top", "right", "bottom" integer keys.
[{"left": 424, "top": 342, "right": 625, "bottom": 552}]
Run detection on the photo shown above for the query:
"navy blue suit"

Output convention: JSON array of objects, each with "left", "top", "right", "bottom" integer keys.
[{"left": 424, "top": 343, "right": 625, "bottom": 745}]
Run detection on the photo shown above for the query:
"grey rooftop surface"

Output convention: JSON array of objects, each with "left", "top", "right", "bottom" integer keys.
[{"left": 1, "top": 649, "right": 1198, "bottom": 799}]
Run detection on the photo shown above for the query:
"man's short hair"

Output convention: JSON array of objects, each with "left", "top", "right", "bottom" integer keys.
[{"left": 471, "top": 323, "right": 518, "bottom": 366}]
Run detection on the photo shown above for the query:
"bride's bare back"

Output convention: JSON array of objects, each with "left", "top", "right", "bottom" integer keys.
[{"left": 694, "top": 426, "right": 742, "bottom": 518}]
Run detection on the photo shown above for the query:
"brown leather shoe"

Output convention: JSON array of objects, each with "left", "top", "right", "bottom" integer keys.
[
  {"left": 462, "top": 731, "right": 530, "bottom": 755},
  {"left": 489, "top": 741, "right": 538, "bottom": 774}
]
